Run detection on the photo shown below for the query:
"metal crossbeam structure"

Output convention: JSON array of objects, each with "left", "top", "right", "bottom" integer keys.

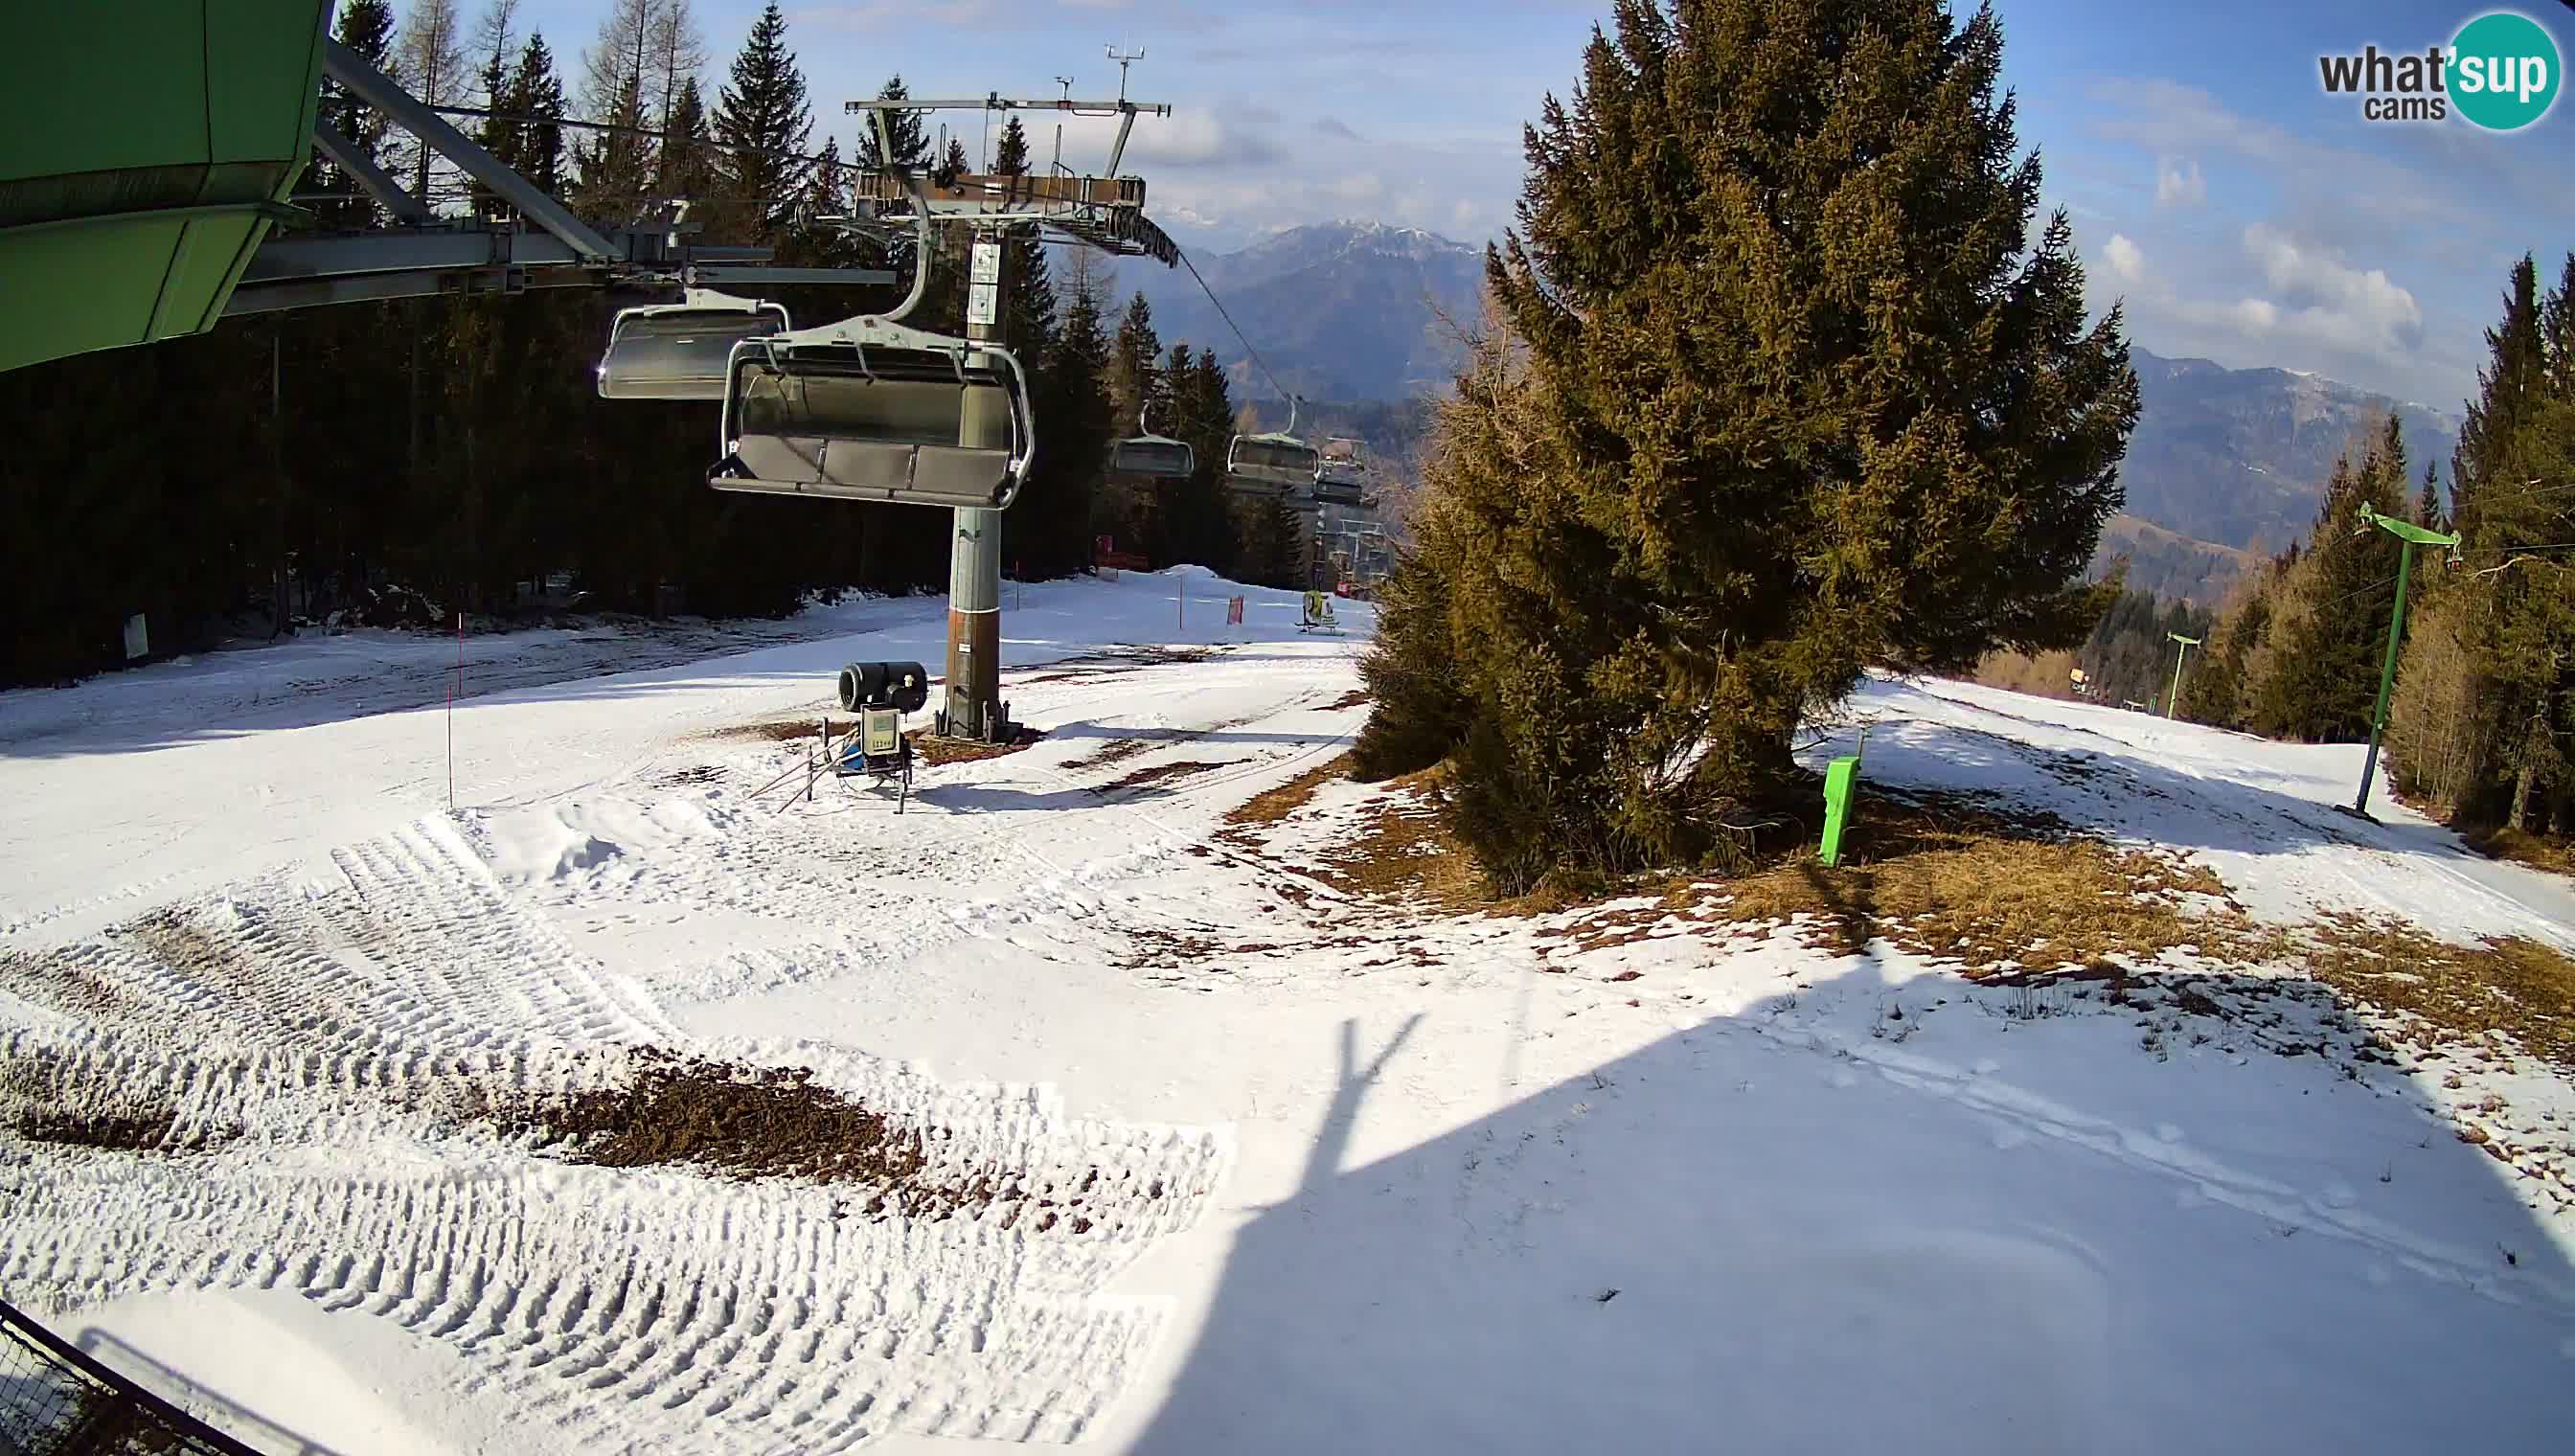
[
  {"left": 227, "top": 38, "right": 896, "bottom": 318},
  {"left": 838, "top": 94, "right": 1179, "bottom": 264}
]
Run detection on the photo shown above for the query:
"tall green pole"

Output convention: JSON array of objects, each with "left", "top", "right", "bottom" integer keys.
[
  {"left": 2353, "top": 540, "right": 2416, "bottom": 816},
  {"left": 2164, "top": 632, "right": 2201, "bottom": 718},
  {"left": 2353, "top": 508, "right": 2461, "bottom": 816}
]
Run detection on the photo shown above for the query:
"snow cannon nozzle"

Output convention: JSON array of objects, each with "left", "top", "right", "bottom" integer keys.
[{"left": 839, "top": 662, "right": 931, "bottom": 715}]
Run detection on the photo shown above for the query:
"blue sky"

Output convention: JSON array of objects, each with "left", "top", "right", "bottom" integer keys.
[{"left": 496, "top": 0, "right": 2575, "bottom": 408}]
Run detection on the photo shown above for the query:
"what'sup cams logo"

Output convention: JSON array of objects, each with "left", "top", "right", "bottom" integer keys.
[{"left": 2317, "top": 10, "right": 2561, "bottom": 130}]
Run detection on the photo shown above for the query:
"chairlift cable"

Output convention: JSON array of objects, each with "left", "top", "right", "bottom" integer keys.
[{"left": 1175, "top": 245, "right": 1296, "bottom": 413}]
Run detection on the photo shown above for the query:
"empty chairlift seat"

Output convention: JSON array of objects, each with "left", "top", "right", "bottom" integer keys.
[
  {"left": 597, "top": 298, "right": 790, "bottom": 399},
  {"left": 1225, "top": 432, "right": 1320, "bottom": 497},
  {"left": 1314, "top": 436, "right": 1369, "bottom": 506},
  {"left": 1109, "top": 431, "right": 1196, "bottom": 480},
  {"left": 708, "top": 318, "right": 1036, "bottom": 512}
]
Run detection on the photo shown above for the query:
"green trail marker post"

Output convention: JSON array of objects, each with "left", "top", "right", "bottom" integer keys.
[
  {"left": 2164, "top": 632, "right": 2201, "bottom": 717},
  {"left": 1819, "top": 727, "right": 1868, "bottom": 868},
  {"left": 2352, "top": 507, "right": 2462, "bottom": 816}
]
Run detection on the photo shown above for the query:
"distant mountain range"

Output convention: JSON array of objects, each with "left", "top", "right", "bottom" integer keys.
[
  {"left": 2119, "top": 348, "right": 2459, "bottom": 557},
  {"left": 1119, "top": 220, "right": 1486, "bottom": 406},
  {"left": 1119, "top": 223, "right": 2465, "bottom": 603}
]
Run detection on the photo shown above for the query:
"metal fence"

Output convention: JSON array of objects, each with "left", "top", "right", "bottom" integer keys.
[{"left": 0, "top": 1300, "right": 264, "bottom": 1456}]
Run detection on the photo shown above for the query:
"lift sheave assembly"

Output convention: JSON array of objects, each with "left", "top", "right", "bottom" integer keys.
[{"left": 596, "top": 294, "right": 791, "bottom": 400}]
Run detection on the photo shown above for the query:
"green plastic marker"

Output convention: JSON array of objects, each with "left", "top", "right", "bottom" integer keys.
[{"left": 1820, "top": 755, "right": 1862, "bottom": 868}]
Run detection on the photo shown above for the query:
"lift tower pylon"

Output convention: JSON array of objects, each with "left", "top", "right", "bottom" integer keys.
[{"left": 818, "top": 88, "right": 1179, "bottom": 744}]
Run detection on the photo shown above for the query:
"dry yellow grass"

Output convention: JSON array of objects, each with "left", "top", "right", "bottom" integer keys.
[
  {"left": 1210, "top": 755, "right": 2575, "bottom": 1070},
  {"left": 2295, "top": 911, "right": 2575, "bottom": 1067},
  {"left": 1222, "top": 752, "right": 1355, "bottom": 830},
  {"left": 2463, "top": 825, "right": 2575, "bottom": 880}
]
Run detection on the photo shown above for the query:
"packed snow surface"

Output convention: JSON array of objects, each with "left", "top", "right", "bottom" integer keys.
[{"left": 2, "top": 569, "right": 2570, "bottom": 1455}]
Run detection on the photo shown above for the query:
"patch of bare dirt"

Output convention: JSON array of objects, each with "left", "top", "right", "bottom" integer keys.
[
  {"left": 1321, "top": 689, "right": 1370, "bottom": 711},
  {"left": 1017, "top": 646, "right": 1222, "bottom": 684},
  {"left": 0, "top": 948, "right": 143, "bottom": 1020},
  {"left": 1066, "top": 737, "right": 1157, "bottom": 771},
  {"left": 907, "top": 724, "right": 1045, "bottom": 766},
  {"left": 704, "top": 716, "right": 847, "bottom": 744},
  {"left": 3, "top": 1058, "right": 239, "bottom": 1155},
  {"left": 1096, "top": 761, "right": 1228, "bottom": 794},
  {"left": 471, "top": 1050, "right": 1120, "bottom": 1223},
  {"left": 487, "top": 1049, "right": 924, "bottom": 1185}
]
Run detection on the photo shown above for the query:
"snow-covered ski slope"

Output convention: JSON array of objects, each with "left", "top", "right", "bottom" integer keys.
[{"left": 2, "top": 567, "right": 2570, "bottom": 1455}]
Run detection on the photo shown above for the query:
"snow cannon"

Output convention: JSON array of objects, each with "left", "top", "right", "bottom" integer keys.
[{"left": 838, "top": 662, "right": 931, "bottom": 715}]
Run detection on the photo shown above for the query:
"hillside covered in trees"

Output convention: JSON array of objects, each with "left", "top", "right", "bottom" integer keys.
[{"left": 0, "top": 0, "right": 1311, "bottom": 687}]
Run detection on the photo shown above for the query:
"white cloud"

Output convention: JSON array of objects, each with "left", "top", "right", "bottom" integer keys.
[
  {"left": 2153, "top": 156, "right": 2204, "bottom": 208},
  {"left": 2103, "top": 233, "right": 2145, "bottom": 283},
  {"left": 2242, "top": 224, "right": 2422, "bottom": 345},
  {"left": 2085, "top": 216, "right": 2439, "bottom": 394}
]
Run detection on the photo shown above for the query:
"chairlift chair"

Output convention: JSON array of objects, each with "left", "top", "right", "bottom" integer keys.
[
  {"left": 707, "top": 314, "right": 1037, "bottom": 512},
  {"left": 1108, "top": 400, "right": 1196, "bottom": 481},
  {"left": 1312, "top": 435, "right": 1370, "bottom": 506},
  {"left": 1224, "top": 396, "right": 1320, "bottom": 498},
  {"left": 597, "top": 292, "right": 791, "bottom": 400}
]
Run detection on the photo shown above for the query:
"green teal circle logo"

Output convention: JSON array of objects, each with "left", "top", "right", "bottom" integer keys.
[{"left": 2450, "top": 11, "right": 2561, "bottom": 130}]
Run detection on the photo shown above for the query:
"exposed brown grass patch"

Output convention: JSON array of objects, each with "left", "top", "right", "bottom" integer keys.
[
  {"left": 1096, "top": 760, "right": 1228, "bottom": 794},
  {"left": 2461, "top": 825, "right": 2575, "bottom": 880},
  {"left": 1693, "top": 836, "right": 2246, "bottom": 972},
  {"left": 1224, "top": 752, "right": 1355, "bottom": 830},
  {"left": 907, "top": 724, "right": 1045, "bottom": 766},
  {"left": 2296, "top": 912, "right": 2575, "bottom": 1068},
  {"left": 1305, "top": 766, "right": 1496, "bottom": 912},
  {"left": 1067, "top": 737, "right": 1156, "bottom": 771},
  {"left": 1321, "top": 689, "right": 1370, "bottom": 712}
]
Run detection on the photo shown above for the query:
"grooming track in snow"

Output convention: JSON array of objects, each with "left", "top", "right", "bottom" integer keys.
[
  {"left": 0, "top": 805, "right": 1228, "bottom": 1449},
  {"left": 7, "top": 573, "right": 2575, "bottom": 1455}
]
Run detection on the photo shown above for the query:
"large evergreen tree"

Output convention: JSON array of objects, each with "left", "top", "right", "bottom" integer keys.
[
  {"left": 2247, "top": 422, "right": 2408, "bottom": 742},
  {"left": 655, "top": 76, "right": 715, "bottom": 201},
  {"left": 307, "top": 0, "right": 400, "bottom": 229},
  {"left": 2452, "top": 256, "right": 2543, "bottom": 542},
  {"left": 1362, "top": 0, "right": 2137, "bottom": 889},
  {"left": 508, "top": 32, "right": 568, "bottom": 199},
  {"left": 710, "top": 0, "right": 812, "bottom": 239}
]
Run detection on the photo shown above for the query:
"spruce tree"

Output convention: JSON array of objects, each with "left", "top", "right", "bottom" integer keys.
[
  {"left": 509, "top": 33, "right": 568, "bottom": 199},
  {"left": 711, "top": 0, "right": 811, "bottom": 240},
  {"left": 469, "top": 5, "right": 521, "bottom": 219},
  {"left": 1368, "top": 0, "right": 2136, "bottom": 888},
  {"left": 313, "top": 0, "right": 399, "bottom": 229},
  {"left": 993, "top": 115, "right": 1033, "bottom": 175},
  {"left": 1038, "top": 267, "right": 1117, "bottom": 574},
  {"left": 2451, "top": 254, "right": 2575, "bottom": 827},
  {"left": 1109, "top": 294, "right": 1163, "bottom": 438},
  {"left": 575, "top": 69, "right": 654, "bottom": 221},
  {"left": 2453, "top": 256, "right": 2542, "bottom": 542},
  {"left": 656, "top": 76, "right": 715, "bottom": 201},
  {"left": 2415, "top": 461, "right": 2445, "bottom": 533},
  {"left": 2248, "top": 428, "right": 2407, "bottom": 742}
]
